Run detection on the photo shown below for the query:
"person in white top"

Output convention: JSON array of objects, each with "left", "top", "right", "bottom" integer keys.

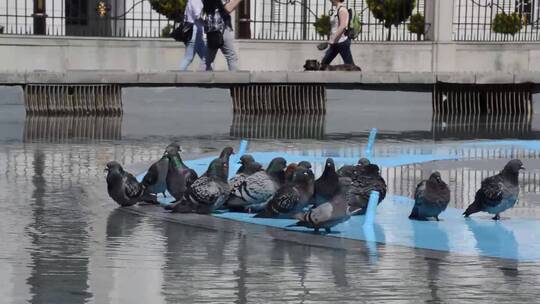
[
  {"left": 180, "top": 0, "right": 207, "bottom": 71},
  {"left": 321, "top": 0, "right": 355, "bottom": 67}
]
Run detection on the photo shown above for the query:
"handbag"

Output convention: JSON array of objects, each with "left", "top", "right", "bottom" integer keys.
[{"left": 171, "top": 20, "right": 193, "bottom": 43}]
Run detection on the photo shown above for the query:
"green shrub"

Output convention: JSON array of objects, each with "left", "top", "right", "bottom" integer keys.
[
  {"left": 407, "top": 12, "right": 424, "bottom": 40},
  {"left": 366, "top": 0, "right": 416, "bottom": 40},
  {"left": 148, "top": 0, "right": 187, "bottom": 22},
  {"left": 492, "top": 12, "right": 523, "bottom": 36},
  {"left": 161, "top": 24, "right": 173, "bottom": 38},
  {"left": 314, "top": 15, "right": 331, "bottom": 38}
]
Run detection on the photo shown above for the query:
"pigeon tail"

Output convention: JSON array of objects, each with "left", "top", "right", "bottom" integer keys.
[{"left": 463, "top": 201, "right": 482, "bottom": 217}]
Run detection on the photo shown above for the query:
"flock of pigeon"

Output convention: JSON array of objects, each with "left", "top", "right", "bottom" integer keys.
[{"left": 105, "top": 143, "right": 525, "bottom": 233}]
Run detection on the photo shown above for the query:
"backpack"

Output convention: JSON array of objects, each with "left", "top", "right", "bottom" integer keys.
[{"left": 346, "top": 8, "right": 361, "bottom": 40}]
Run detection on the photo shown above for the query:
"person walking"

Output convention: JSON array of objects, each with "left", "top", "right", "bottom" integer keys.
[
  {"left": 203, "top": 0, "right": 243, "bottom": 71},
  {"left": 321, "top": 0, "right": 355, "bottom": 68},
  {"left": 179, "top": 0, "right": 207, "bottom": 71}
]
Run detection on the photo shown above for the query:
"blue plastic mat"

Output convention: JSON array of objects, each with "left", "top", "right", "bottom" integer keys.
[{"left": 135, "top": 139, "right": 540, "bottom": 261}]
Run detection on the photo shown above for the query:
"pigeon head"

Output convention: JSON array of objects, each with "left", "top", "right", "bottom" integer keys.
[
  {"left": 325, "top": 158, "right": 335, "bottom": 169},
  {"left": 298, "top": 161, "right": 312, "bottom": 170},
  {"left": 207, "top": 158, "right": 227, "bottom": 180},
  {"left": 267, "top": 157, "right": 287, "bottom": 173},
  {"left": 292, "top": 167, "right": 314, "bottom": 184},
  {"left": 357, "top": 158, "right": 371, "bottom": 166},
  {"left": 429, "top": 171, "right": 443, "bottom": 183},
  {"left": 363, "top": 164, "right": 381, "bottom": 176},
  {"left": 503, "top": 159, "right": 525, "bottom": 174},
  {"left": 239, "top": 154, "right": 255, "bottom": 165},
  {"left": 105, "top": 161, "right": 124, "bottom": 174},
  {"left": 219, "top": 147, "right": 235, "bottom": 158},
  {"left": 165, "top": 143, "right": 182, "bottom": 156}
]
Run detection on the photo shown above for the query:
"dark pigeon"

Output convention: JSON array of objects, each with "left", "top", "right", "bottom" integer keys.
[
  {"left": 141, "top": 150, "right": 169, "bottom": 197},
  {"left": 166, "top": 143, "right": 198, "bottom": 188},
  {"left": 464, "top": 159, "right": 524, "bottom": 220},
  {"left": 337, "top": 158, "right": 370, "bottom": 178},
  {"left": 227, "top": 157, "right": 287, "bottom": 212},
  {"left": 219, "top": 146, "right": 235, "bottom": 177},
  {"left": 313, "top": 158, "right": 340, "bottom": 206},
  {"left": 254, "top": 166, "right": 315, "bottom": 218},
  {"left": 284, "top": 163, "right": 298, "bottom": 184},
  {"left": 105, "top": 161, "right": 157, "bottom": 207},
  {"left": 290, "top": 193, "right": 358, "bottom": 233},
  {"left": 235, "top": 154, "right": 263, "bottom": 175},
  {"left": 409, "top": 171, "right": 451, "bottom": 221},
  {"left": 345, "top": 163, "right": 387, "bottom": 215},
  {"left": 168, "top": 158, "right": 231, "bottom": 214}
]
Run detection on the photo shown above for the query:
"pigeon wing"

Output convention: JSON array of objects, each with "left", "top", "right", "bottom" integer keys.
[
  {"left": 479, "top": 175, "right": 504, "bottom": 206},
  {"left": 124, "top": 172, "right": 142, "bottom": 199}
]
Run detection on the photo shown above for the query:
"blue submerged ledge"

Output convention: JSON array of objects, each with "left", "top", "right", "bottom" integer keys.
[{"left": 137, "top": 139, "right": 540, "bottom": 262}]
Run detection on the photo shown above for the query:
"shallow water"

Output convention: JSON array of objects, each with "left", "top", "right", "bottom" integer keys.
[{"left": 1, "top": 86, "right": 540, "bottom": 303}]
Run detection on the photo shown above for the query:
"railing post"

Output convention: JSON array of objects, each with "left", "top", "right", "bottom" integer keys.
[{"left": 432, "top": 0, "right": 456, "bottom": 73}]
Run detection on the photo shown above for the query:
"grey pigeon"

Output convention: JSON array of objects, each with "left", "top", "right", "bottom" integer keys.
[
  {"left": 166, "top": 143, "right": 198, "bottom": 188},
  {"left": 313, "top": 158, "right": 340, "bottom": 206},
  {"left": 345, "top": 163, "right": 387, "bottom": 215},
  {"left": 105, "top": 161, "right": 157, "bottom": 207},
  {"left": 290, "top": 193, "right": 358, "bottom": 233},
  {"left": 337, "top": 158, "right": 370, "bottom": 178},
  {"left": 226, "top": 157, "right": 287, "bottom": 212},
  {"left": 254, "top": 166, "right": 315, "bottom": 218},
  {"left": 463, "top": 159, "right": 524, "bottom": 220},
  {"left": 168, "top": 158, "right": 230, "bottom": 214},
  {"left": 226, "top": 155, "right": 264, "bottom": 211},
  {"left": 409, "top": 171, "right": 450, "bottom": 221},
  {"left": 141, "top": 150, "right": 169, "bottom": 197},
  {"left": 219, "top": 146, "right": 235, "bottom": 177}
]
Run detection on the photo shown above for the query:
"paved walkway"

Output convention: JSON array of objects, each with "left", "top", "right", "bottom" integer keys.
[{"left": 1, "top": 71, "right": 540, "bottom": 86}]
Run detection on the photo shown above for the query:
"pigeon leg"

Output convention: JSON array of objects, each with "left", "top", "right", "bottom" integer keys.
[
  {"left": 314, "top": 228, "right": 320, "bottom": 233},
  {"left": 435, "top": 216, "right": 440, "bottom": 222},
  {"left": 325, "top": 228, "right": 331, "bottom": 233},
  {"left": 162, "top": 192, "right": 167, "bottom": 198},
  {"left": 492, "top": 214, "right": 500, "bottom": 221}
]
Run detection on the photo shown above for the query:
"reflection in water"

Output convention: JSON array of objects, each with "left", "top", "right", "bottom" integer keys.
[
  {"left": 26, "top": 149, "right": 92, "bottom": 303},
  {"left": 24, "top": 115, "right": 122, "bottom": 142},
  {"left": 466, "top": 220, "right": 518, "bottom": 260},
  {"left": 230, "top": 113, "right": 325, "bottom": 139},
  {"left": 431, "top": 113, "right": 533, "bottom": 140}
]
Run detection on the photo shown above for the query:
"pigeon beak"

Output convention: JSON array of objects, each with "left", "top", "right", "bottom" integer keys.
[
  {"left": 520, "top": 166, "right": 525, "bottom": 170},
  {"left": 237, "top": 161, "right": 242, "bottom": 164},
  {"left": 103, "top": 168, "right": 108, "bottom": 173}
]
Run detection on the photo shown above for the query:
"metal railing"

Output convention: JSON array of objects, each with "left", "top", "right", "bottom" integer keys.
[
  {"left": 0, "top": 0, "right": 172, "bottom": 37},
  {"left": 0, "top": 0, "right": 427, "bottom": 40},
  {"left": 242, "top": 0, "right": 427, "bottom": 41},
  {"left": 453, "top": 0, "right": 540, "bottom": 41}
]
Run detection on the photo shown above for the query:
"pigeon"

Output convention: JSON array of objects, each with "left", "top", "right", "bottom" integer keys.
[
  {"left": 284, "top": 163, "right": 298, "bottom": 184},
  {"left": 337, "top": 158, "right": 370, "bottom": 178},
  {"left": 219, "top": 146, "right": 235, "bottom": 177},
  {"left": 313, "top": 158, "right": 340, "bottom": 206},
  {"left": 226, "top": 157, "right": 287, "bottom": 212},
  {"left": 167, "top": 158, "right": 230, "bottom": 214},
  {"left": 105, "top": 161, "right": 157, "bottom": 207},
  {"left": 166, "top": 143, "right": 198, "bottom": 188},
  {"left": 289, "top": 193, "right": 358, "bottom": 233},
  {"left": 409, "top": 172, "right": 451, "bottom": 221},
  {"left": 345, "top": 163, "right": 387, "bottom": 215},
  {"left": 254, "top": 166, "right": 315, "bottom": 218},
  {"left": 235, "top": 154, "right": 263, "bottom": 175},
  {"left": 298, "top": 161, "right": 315, "bottom": 183},
  {"left": 463, "top": 159, "right": 524, "bottom": 220},
  {"left": 225, "top": 155, "right": 264, "bottom": 211},
  {"left": 141, "top": 149, "right": 169, "bottom": 197}
]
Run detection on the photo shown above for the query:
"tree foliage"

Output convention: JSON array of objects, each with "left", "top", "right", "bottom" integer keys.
[
  {"left": 314, "top": 15, "right": 331, "bottom": 38},
  {"left": 492, "top": 12, "right": 523, "bottom": 36},
  {"left": 149, "top": 0, "right": 187, "bottom": 22},
  {"left": 407, "top": 12, "right": 424, "bottom": 40},
  {"left": 366, "top": 0, "right": 416, "bottom": 40}
]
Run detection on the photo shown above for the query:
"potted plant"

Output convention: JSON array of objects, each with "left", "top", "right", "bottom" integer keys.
[
  {"left": 407, "top": 12, "right": 424, "bottom": 40},
  {"left": 492, "top": 12, "right": 523, "bottom": 36},
  {"left": 366, "top": 0, "right": 416, "bottom": 41}
]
